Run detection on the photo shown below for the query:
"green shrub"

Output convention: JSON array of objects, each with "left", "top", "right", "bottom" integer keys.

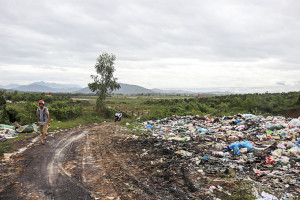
[
  {"left": 17, "top": 102, "right": 38, "bottom": 125},
  {"left": 49, "top": 101, "right": 83, "bottom": 121},
  {"left": 6, "top": 107, "right": 20, "bottom": 122},
  {"left": 141, "top": 92, "right": 300, "bottom": 117},
  {"left": 0, "top": 91, "right": 8, "bottom": 124}
]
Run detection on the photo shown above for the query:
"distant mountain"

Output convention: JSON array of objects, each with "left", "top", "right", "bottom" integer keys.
[
  {"left": 1, "top": 82, "right": 82, "bottom": 93},
  {"left": 14, "top": 83, "right": 57, "bottom": 92},
  {"left": 76, "top": 83, "right": 154, "bottom": 94},
  {"left": 152, "top": 88, "right": 195, "bottom": 94},
  {"left": 115, "top": 83, "right": 154, "bottom": 94},
  {"left": 0, "top": 84, "right": 20, "bottom": 89},
  {"left": 34, "top": 81, "right": 80, "bottom": 89},
  {"left": 3, "top": 81, "right": 297, "bottom": 95},
  {"left": 1, "top": 82, "right": 155, "bottom": 94}
]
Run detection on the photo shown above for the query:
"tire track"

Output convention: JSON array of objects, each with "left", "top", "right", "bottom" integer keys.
[{"left": 0, "top": 129, "right": 93, "bottom": 200}]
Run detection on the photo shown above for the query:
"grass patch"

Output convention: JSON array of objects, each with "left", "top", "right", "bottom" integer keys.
[
  {"left": 48, "top": 113, "right": 108, "bottom": 132},
  {"left": 218, "top": 180, "right": 256, "bottom": 200},
  {"left": 0, "top": 132, "right": 37, "bottom": 156},
  {"left": 0, "top": 141, "right": 13, "bottom": 155},
  {"left": 119, "top": 118, "right": 136, "bottom": 126},
  {"left": 12, "top": 132, "right": 37, "bottom": 140}
]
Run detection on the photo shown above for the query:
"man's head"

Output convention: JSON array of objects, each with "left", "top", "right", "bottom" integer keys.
[{"left": 38, "top": 100, "right": 45, "bottom": 108}]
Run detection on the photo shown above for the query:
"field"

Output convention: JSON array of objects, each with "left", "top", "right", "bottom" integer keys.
[
  {"left": 0, "top": 91, "right": 300, "bottom": 156},
  {"left": 0, "top": 91, "right": 300, "bottom": 199}
]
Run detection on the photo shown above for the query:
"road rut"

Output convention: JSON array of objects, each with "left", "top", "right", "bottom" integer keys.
[{"left": 0, "top": 129, "right": 92, "bottom": 200}]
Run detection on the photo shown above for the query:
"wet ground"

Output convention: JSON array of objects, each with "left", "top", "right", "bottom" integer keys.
[
  {"left": 1, "top": 122, "right": 296, "bottom": 199},
  {"left": 0, "top": 126, "right": 93, "bottom": 200}
]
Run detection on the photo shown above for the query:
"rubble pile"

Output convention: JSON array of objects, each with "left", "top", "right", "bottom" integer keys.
[
  {"left": 0, "top": 123, "right": 40, "bottom": 142},
  {"left": 0, "top": 124, "right": 16, "bottom": 141},
  {"left": 131, "top": 114, "right": 300, "bottom": 199}
]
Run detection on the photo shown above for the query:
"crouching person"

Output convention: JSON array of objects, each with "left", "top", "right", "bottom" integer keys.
[
  {"left": 115, "top": 111, "right": 122, "bottom": 122},
  {"left": 37, "top": 100, "right": 50, "bottom": 145}
]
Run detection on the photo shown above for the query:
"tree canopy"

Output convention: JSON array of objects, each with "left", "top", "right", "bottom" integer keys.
[{"left": 88, "top": 53, "right": 120, "bottom": 113}]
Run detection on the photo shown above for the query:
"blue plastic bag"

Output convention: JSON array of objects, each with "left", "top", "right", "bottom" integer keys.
[
  {"left": 146, "top": 125, "right": 152, "bottom": 130},
  {"left": 198, "top": 128, "right": 208, "bottom": 132},
  {"left": 229, "top": 141, "right": 254, "bottom": 155},
  {"left": 296, "top": 139, "right": 300, "bottom": 148},
  {"left": 236, "top": 119, "right": 242, "bottom": 124}
]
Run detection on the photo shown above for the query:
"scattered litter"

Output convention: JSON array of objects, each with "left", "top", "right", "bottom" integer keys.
[
  {"left": 256, "top": 191, "right": 278, "bottom": 200},
  {"left": 130, "top": 114, "right": 300, "bottom": 198},
  {"left": 16, "top": 123, "right": 39, "bottom": 133},
  {"left": 0, "top": 123, "right": 40, "bottom": 141}
]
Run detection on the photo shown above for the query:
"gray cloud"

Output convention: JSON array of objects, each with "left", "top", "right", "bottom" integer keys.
[{"left": 0, "top": 0, "right": 299, "bottom": 88}]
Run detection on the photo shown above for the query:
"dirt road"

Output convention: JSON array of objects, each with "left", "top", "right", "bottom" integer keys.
[
  {"left": 0, "top": 122, "right": 237, "bottom": 200},
  {"left": 0, "top": 127, "right": 93, "bottom": 200},
  {"left": 1, "top": 123, "right": 175, "bottom": 200}
]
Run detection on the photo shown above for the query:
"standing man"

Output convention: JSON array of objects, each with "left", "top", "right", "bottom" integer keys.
[{"left": 36, "top": 100, "right": 50, "bottom": 145}]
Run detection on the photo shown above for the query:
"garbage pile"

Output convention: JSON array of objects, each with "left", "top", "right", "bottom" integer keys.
[
  {"left": 0, "top": 123, "right": 39, "bottom": 142},
  {"left": 131, "top": 114, "right": 300, "bottom": 199}
]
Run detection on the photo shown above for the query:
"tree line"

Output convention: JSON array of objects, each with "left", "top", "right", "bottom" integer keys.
[{"left": 142, "top": 92, "right": 300, "bottom": 120}]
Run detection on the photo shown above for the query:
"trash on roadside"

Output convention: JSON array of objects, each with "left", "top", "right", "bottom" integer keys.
[
  {"left": 256, "top": 191, "right": 278, "bottom": 200},
  {"left": 16, "top": 123, "right": 39, "bottom": 133},
  {"left": 0, "top": 124, "right": 16, "bottom": 140},
  {"left": 226, "top": 141, "right": 254, "bottom": 155},
  {"left": 128, "top": 114, "right": 300, "bottom": 198}
]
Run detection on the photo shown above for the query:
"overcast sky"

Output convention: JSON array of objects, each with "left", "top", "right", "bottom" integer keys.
[{"left": 0, "top": 0, "right": 299, "bottom": 89}]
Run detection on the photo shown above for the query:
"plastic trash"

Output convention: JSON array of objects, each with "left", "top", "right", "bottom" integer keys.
[
  {"left": 266, "top": 157, "right": 275, "bottom": 165},
  {"left": 202, "top": 156, "right": 209, "bottom": 161},
  {"left": 0, "top": 124, "right": 15, "bottom": 130},
  {"left": 212, "top": 151, "right": 225, "bottom": 157},
  {"left": 268, "top": 125, "right": 284, "bottom": 131},
  {"left": 289, "top": 146, "right": 300, "bottom": 156},
  {"left": 289, "top": 118, "right": 300, "bottom": 127},
  {"left": 295, "top": 139, "right": 300, "bottom": 148},
  {"left": 198, "top": 127, "right": 208, "bottom": 132},
  {"left": 228, "top": 141, "right": 254, "bottom": 155},
  {"left": 242, "top": 114, "right": 256, "bottom": 118},
  {"left": 168, "top": 136, "right": 190, "bottom": 141},
  {"left": 277, "top": 143, "right": 286, "bottom": 149},
  {"left": 271, "top": 149, "right": 282, "bottom": 157},
  {"left": 175, "top": 150, "right": 193, "bottom": 157},
  {"left": 278, "top": 156, "right": 289, "bottom": 163},
  {"left": 256, "top": 191, "right": 278, "bottom": 200},
  {"left": 236, "top": 119, "right": 243, "bottom": 123},
  {"left": 146, "top": 125, "right": 153, "bottom": 130},
  {"left": 16, "top": 124, "right": 39, "bottom": 133},
  {"left": 129, "top": 114, "right": 300, "bottom": 197}
]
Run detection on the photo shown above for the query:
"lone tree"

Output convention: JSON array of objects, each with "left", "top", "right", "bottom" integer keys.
[{"left": 88, "top": 53, "right": 120, "bottom": 113}]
